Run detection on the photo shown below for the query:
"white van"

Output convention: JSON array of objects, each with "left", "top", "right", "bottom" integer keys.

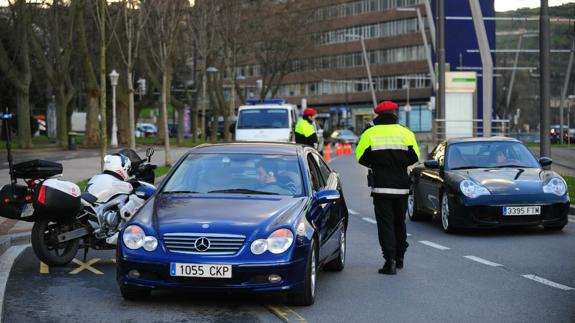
[{"left": 235, "top": 99, "right": 298, "bottom": 142}]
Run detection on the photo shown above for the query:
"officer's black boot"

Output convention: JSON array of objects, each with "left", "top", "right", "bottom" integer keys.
[
  {"left": 378, "top": 259, "right": 397, "bottom": 275},
  {"left": 396, "top": 257, "right": 404, "bottom": 269}
]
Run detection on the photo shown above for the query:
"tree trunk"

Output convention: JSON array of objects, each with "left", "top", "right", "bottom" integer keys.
[
  {"left": 192, "top": 95, "right": 199, "bottom": 142},
  {"left": 16, "top": 90, "right": 32, "bottom": 149},
  {"left": 84, "top": 89, "right": 101, "bottom": 148},
  {"left": 161, "top": 69, "right": 171, "bottom": 166},
  {"left": 99, "top": 0, "right": 107, "bottom": 171},
  {"left": 127, "top": 69, "right": 136, "bottom": 150},
  {"left": 56, "top": 89, "right": 69, "bottom": 148},
  {"left": 177, "top": 105, "right": 184, "bottom": 145}
]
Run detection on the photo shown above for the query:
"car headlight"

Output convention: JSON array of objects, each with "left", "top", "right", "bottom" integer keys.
[
  {"left": 250, "top": 239, "right": 268, "bottom": 255},
  {"left": 267, "top": 229, "right": 294, "bottom": 254},
  {"left": 460, "top": 180, "right": 490, "bottom": 198},
  {"left": 250, "top": 229, "right": 294, "bottom": 255},
  {"left": 123, "top": 225, "right": 157, "bottom": 251},
  {"left": 543, "top": 177, "right": 567, "bottom": 196}
]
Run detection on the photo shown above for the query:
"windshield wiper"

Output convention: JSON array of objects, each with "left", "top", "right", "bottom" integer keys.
[
  {"left": 208, "top": 188, "right": 279, "bottom": 195},
  {"left": 162, "top": 190, "right": 200, "bottom": 194},
  {"left": 449, "top": 166, "right": 487, "bottom": 170},
  {"left": 494, "top": 165, "right": 528, "bottom": 169}
]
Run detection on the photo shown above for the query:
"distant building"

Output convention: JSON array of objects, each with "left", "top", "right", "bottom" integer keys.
[{"left": 236, "top": 0, "right": 495, "bottom": 135}]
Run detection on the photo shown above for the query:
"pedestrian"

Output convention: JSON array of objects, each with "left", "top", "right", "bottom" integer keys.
[
  {"left": 355, "top": 100, "right": 420, "bottom": 275},
  {"left": 294, "top": 108, "right": 318, "bottom": 148}
]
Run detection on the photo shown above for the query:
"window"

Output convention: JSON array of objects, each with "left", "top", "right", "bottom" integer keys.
[{"left": 307, "top": 155, "right": 323, "bottom": 192}]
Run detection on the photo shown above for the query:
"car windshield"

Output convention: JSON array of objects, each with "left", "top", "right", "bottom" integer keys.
[
  {"left": 446, "top": 141, "right": 540, "bottom": 170},
  {"left": 237, "top": 109, "right": 289, "bottom": 129},
  {"left": 162, "top": 153, "right": 304, "bottom": 197},
  {"left": 338, "top": 130, "right": 355, "bottom": 136}
]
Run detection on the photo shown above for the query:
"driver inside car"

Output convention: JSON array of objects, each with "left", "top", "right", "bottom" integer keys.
[{"left": 255, "top": 160, "right": 291, "bottom": 195}]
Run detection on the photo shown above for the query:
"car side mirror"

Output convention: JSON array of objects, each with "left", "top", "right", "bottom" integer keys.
[
  {"left": 315, "top": 189, "right": 340, "bottom": 205},
  {"left": 424, "top": 160, "right": 440, "bottom": 169},
  {"left": 539, "top": 157, "right": 552, "bottom": 167}
]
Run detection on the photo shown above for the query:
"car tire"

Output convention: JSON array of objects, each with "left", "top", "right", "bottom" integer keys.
[
  {"left": 407, "top": 189, "right": 429, "bottom": 221},
  {"left": 543, "top": 225, "right": 565, "bottom": 232},
  {"left": 324, "top": 228, "right": 346, "bottom": 272},
  {"left": 120, "top": 286, "right": 151, "bottom": 301},
  {"left": 287, "top": 239, "right": 317, "bottom": 306},
  {"left": 440, "top": 193, "right": 457, "bottom": 234}
]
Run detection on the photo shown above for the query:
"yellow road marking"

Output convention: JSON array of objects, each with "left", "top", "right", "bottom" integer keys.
[
  {"left": 39, "top": 262, "right": 49, "bottom": 274},
  {"left": 265, "top": 305, "right": 307, "bottom": 322},
  {"left": 69, "top": 258, "right": 103, "bottom": 275}
]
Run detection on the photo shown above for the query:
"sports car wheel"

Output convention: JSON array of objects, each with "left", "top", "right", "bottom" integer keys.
[
  {"left": 288, "top": 240, "right": 317, "bottom": 306},
  {"left": 324, "top": 228, "right": 346, "bottom": 272},
  {"left": 441, "top": 193, "right": 457, "bottom": 233}
]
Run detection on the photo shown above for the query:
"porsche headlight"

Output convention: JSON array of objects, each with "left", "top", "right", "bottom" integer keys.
[
  {"left": 123, "top": 225, "right": 145, "bottom": 250},
  {"left": 460, "top": 180, "right": 491, "bottom": 198},
  {"left": 543, "top": 177, "right": 567, "bottom": 196},
  {"left": 267, "top": 229, "right": 294, "bottom": 254},
  {"left": 123, "top": 225, "right": 157, "bottom": 251}
]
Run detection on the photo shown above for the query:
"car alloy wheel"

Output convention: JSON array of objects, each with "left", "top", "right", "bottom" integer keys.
[
  {"left": 310, "top": 247, "right": 317, "bottom": 298},
  {"left": 407, "top": 192, "right": 415, "bottom": 219},
  {"left": 324, "top": 228, "right": 346, "bottom": 272},
  {"left": 441, "top": 194, "right": 455, "bottom": 233},
  {"left": 339, "top": 230, "right": 346, "bottom": 267}
]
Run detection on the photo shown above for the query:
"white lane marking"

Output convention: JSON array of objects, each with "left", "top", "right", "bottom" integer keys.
[
  {"left": 406, "top": 233, "right": 412, "bottom": 237},
  {"left": 522, "top": 274, "right": 575, "bottom": 291},
  {"left": 0, "top": 244, "right": 30, "bottom": 320},
  {"left": 419, "top": 240, "right": 450, "bottom": 250},
  {"left": 464, "top": 255, "right": 503, "bottom": 267},
  {"left": 362, "top": 217, "right": 377, "bottom": 224},
  {"left": 568, "top": 216, "right": 575, "bottom": 223},
  {"left": 348, "top": 209, "right": 360, "bottom": 215}
]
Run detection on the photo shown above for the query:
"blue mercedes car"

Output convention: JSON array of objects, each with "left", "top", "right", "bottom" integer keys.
[{"left": 117, "top": 143, "right": 348, "bottom": 306}]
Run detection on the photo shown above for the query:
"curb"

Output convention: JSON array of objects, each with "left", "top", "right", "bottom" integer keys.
[
  {"left": 0, "top": 233, "right": 31, "bottom": 258},
  {"left": 570, "top": 205, "right": 575, "bottom": 216}
]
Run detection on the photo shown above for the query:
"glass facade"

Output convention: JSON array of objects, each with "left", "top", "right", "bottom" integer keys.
[
  {"left": 312, "top": 18, "right": 421, "bottom": 46},
  {"left": 276, "top": 74, "right": 431, "bottom": 97},
  {"left": 314, "top": 0, "right": 424, "bottom": 21},
  {"left": 398, "top": 104, "right": 433, "bottom": 133}
]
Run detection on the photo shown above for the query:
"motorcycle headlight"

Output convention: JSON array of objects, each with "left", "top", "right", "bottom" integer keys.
[
  {"left": 460, "top": 180, "right": 491, "bottom": 198},
  {"left": 123, "top": 225, "right": 145, "bottom": 250},
  {"left": 267, "top": 229, "right": 294, "bottom": 254},
  {"left": 543, "top": 177, "right": 567, "bottom": 196},
  {"left": 250, "top": 239, "right": 268, "bottom": 255},
  {"left": 143, "top": 236, "right": 158, "bottom": 252}
]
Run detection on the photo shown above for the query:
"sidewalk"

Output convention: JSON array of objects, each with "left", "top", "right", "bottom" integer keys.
[{"left": 0, "top": 146, "right": 191, "bottom": 251}]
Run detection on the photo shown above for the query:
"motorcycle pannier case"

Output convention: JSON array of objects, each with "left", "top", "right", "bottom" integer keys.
[
  {"left": 13, "top": 159, "right": 63, "bottom": 179},
  {"left": 0, "top": 184, "right": 35, "bottom": 221},
  {"left": 33, "top": 179, "right": 81, "bottom": 219}
]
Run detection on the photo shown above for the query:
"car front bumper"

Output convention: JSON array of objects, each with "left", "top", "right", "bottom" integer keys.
[
  {"left": 116, "top": 246, "right": 309, "bottom": 293},
  {"left": 448, "top": 195, "right": 570, "bottom": 228}
]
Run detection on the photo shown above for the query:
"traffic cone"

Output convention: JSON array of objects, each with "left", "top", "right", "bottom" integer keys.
[
  {"left": 345, "top": 143, "right": 351, "bottom": 155},
  {"left": 336, "top": 143, "right": 343, "bottom": 156},
  {"left": 323, "top": 144, "right": 331, "bottom": 162}
]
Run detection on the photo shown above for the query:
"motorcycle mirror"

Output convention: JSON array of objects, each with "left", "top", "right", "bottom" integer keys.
[{"left": 146, "top": 147, "right": 154, "bottom": 161}]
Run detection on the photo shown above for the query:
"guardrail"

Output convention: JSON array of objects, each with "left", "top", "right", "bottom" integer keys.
[{"left": 433, "top": 119, "right": 510, "bottom": 142}]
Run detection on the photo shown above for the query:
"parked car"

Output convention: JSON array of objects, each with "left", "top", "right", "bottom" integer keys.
[
  {"left": 563, "top": 128, "right": 575, "bottom": 143},
  {"left": 408, "top": 137, "right": 569, "bottom": 233},
  {"left": 117, "top": 143, "right": 348, "bottom": 306},
  {"left": 329, "top": 129, "right": 359, "bottom": 145},
  {"left": 550, "top": 125, "right": 569, "bottom": 144},
  {"left": 135, "top": 123, "right": 157, "bottom": 138}
]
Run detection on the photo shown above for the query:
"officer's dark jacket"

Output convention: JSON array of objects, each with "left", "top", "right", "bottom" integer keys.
[
  {"left": 294, "top": 118, "right": 318, "bottom": 147},
  {"left": 356, "top": 113, "right": 420, "bottom": 196}
]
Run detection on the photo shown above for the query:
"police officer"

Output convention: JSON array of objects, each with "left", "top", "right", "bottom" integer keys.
[
  {"left": 294, "top": 108, "right": 318, "bottom": 147},
  {"left": 356, "top": 101, "right": 420, "bottom": 275}
]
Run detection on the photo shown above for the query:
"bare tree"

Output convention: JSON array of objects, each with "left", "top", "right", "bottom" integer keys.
[
  {"left": 0, "top": 0, "right": 33, "bottom": 148},
  {"left": 143, "top": 0, "right": 188, "bottom": 166},
  {"left": 111, "top": 0, "right": 150, "bottom": 150},
  {"left": 31, "top": 0, "right": 78, "bottom": 148}
]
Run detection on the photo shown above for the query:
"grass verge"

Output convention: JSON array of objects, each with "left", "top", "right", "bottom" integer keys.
[{"left": 564, "top": 176, "right": 575, "bottom": 202}]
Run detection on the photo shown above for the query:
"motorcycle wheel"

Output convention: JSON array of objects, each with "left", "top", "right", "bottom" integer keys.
[{"left": 31, "top": 219, "right": 80, "bottom": 267}]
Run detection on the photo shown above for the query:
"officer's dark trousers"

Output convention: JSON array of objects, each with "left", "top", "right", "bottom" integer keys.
[{"left": 372, "top": 195, "right": 409, "bottom": 261}]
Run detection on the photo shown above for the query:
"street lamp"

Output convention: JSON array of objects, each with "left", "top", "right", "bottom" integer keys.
[
  {"left": 344, "top": 34, "right": 377, "bottom": 109},
  {"left": 109, "top": 69, "right": 119, "bottom": 148},
  {"left": 201, "top": 67, "right": 218, "bottom": 141},
  {"left": 403, "top": 82, "right": 411, "bottom": 127}
]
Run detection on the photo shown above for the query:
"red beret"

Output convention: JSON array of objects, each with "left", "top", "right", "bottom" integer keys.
[
  {"left": 374, "top": 101, "right": 398, "bottom": 114},
  {"left": 304, "top": 108, "right": 317, "bottom": 116}
]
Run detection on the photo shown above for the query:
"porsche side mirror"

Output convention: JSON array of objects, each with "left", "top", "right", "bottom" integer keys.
[
  {"left": 315, "top": 189, "right": 340, "bottom": 204},
  {"left": 424, "top": 160, "right": 440, "bottom": 169},
  {"left": 539, "top": 157, "right": 552, "bottom": 167}
]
